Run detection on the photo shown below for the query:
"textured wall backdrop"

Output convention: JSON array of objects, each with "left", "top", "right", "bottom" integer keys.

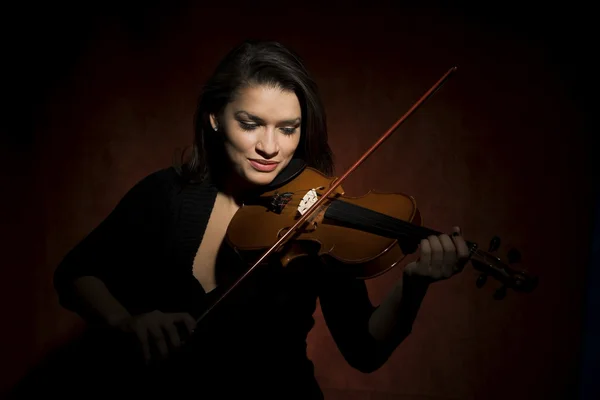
[{"left": 1, "top": 1, "right": 594, "bottom": 398}]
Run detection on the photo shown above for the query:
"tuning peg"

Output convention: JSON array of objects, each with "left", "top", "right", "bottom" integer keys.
[
  {"left": 476, "top": 273, "right": 487, "bottom": 288},
  {"left": 507, "top": 248, "right": 522, "bottom": 264},
  {"left": 493, "top": 285, "right": 507, "bottom": 300},
  {"left": 488, "top": 236, "right": 501, "bottom": 252}
]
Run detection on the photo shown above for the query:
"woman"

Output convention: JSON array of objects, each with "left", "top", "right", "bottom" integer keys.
[{"left": 53, "top": 40, "right": 469, "bottom": 398}]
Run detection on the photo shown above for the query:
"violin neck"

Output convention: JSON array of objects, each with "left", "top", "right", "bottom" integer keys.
[{"left": 324, "top": 199, "right": 476, "bottom": 248}]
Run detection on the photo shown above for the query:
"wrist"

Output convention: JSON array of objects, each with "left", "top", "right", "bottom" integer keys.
[
  {"left": 105, "top": 311, "right": 131, "bottom": 328},
  {"left": 403, "top": 270, "right": 434, "bottom": 286}
]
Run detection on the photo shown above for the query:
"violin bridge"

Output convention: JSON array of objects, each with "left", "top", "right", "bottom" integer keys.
[{"left": 297, "top": 189, "right": 319, "bottom": 216}]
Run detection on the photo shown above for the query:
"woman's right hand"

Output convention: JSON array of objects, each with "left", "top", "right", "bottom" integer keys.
[{"left": 114, "top": 310, "right": 197, "bottom": 364}]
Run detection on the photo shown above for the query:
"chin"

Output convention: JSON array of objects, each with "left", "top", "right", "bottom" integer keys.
[
  {"left": 247, "top": 172, "right": 277, "bottom": 186},
  {"left": 243, "top": 168, "right": 280, "bottom": 186}
]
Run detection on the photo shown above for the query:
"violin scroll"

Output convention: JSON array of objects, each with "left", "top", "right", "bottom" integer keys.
[
  {"left": 470, "top": 239, "right": 537, "bottom": 300},
  {"left": 475, "top": 235, "right": 501, "bottom": 288}
]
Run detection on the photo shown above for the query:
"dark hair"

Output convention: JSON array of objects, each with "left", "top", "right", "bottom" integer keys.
[{"left": 175, "top": 40, "right": 334, "bottom": 182}]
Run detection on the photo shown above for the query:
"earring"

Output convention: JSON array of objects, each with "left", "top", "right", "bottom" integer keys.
[{"left": 213, "top": 126, "right": 218, "bottom": 131}]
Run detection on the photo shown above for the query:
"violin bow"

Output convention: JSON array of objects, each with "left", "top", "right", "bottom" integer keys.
[{"left": 193, "top": 67, "right": 458, "bottom": 325}]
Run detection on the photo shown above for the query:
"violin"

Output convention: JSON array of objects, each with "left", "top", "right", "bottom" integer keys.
[{"left": 198, "top": 66, "right": 538, "bottom": 325}]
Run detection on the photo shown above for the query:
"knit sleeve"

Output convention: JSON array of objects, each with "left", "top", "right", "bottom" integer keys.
[
  {"left": 53, "top": 168, "right": 173, "bottom": 312},
  {"left": 318, "top": 270, "right": 388, "bottom": 373}
]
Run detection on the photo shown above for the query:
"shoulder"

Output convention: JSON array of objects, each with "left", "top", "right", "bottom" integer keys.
[
  {"left": 131, "top": 166, "right": 215, "bottom": 202},
  {"left": 122, "top": 166, "right": 186, "bottom": 204},
  {"left": 139, "top": 166, "right": 182, "bottom": 189}
]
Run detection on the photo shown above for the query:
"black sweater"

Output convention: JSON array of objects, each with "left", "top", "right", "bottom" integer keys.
[{"left": 53, "top": 160, "right": 384, "bottom": 398}]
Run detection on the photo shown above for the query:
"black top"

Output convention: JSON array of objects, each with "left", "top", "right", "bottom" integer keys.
[{"left": 53, "top": 160, "right": 386, "bottom": 398}]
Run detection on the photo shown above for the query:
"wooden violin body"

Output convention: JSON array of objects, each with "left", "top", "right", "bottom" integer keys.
[{"left": 227, "top": 167, "right": 424, "bottom": 279}]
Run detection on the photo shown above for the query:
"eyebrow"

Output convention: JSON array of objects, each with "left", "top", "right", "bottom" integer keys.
[{"left": 234, "top": 111, "right": 301, "bottom": 125}]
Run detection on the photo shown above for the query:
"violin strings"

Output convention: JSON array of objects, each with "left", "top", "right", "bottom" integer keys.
[
  {"left": 286, "top": 198, "right": 520, "bottom": 277},
  {"left": 277, "top": 197, "right": 520, "bottom": 283},
  {"left": 321, "top": 199, "right": 478, "bottom": 250},
  {"left": 305, "top": 201, "right": 530, "bottom": 286},
  {"left": 284, "top": 194, "right": 480, "bottom": 255},
  {"left": 323, "top": 199, "right": 439, "bottom": 241}
]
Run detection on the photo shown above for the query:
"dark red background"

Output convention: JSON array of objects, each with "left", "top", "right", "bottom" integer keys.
[{"left": 2, "top": 1, "right": 595, "bottom": 398}]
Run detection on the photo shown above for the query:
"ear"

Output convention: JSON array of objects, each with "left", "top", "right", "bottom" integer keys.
[{"left": 209, "top": 114, "right": 218, "bottom": 131}]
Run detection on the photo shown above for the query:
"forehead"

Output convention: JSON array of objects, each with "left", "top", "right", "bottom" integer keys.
[{"left": 227, "top": 85, "right": 301, "bottom": 120}]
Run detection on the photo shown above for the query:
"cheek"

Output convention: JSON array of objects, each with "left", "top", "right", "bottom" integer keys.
[
  {"left": 224, "top": 129, "right": 254, "bottom": 155},
  {"left": 286, "top": 135, "right": 301, "bottom": 156}
]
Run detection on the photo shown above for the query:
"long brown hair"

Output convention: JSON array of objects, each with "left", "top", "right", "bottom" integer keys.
[{"left": 175, "top": 40, "right": 334, "bottom": 182}]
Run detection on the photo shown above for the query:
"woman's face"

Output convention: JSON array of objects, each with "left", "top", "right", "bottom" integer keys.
[{"left": 211, "top": 84, "right": 302, "bottom": 187}]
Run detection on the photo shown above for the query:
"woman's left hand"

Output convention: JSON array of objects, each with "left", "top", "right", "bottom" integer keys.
[{"left": 404, "top": 226, "right": 470, "bottom": 281}]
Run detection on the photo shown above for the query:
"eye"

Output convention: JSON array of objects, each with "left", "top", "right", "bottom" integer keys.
[
  {"left": 239, "top": 121, "right": 258, "bottom": 131},
  {"left": 281, "top": 126, "right": 299, "bottom": 135}
]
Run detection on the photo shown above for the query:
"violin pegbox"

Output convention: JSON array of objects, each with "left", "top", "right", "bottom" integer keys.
[{"left": 298, "top": 189, "right": 319, "bottom": 216}]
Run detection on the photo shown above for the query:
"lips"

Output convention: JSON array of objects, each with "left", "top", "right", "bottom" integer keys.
[
  {"left": 248, "top": 159, "right": 279, "bottom": 172},
  {"left": 249, "top": 159, "right": 279, "bottom": 165}
]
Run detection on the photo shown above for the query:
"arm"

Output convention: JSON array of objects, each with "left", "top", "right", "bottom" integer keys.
[
  {"left": 53, "top": 170, "right": 170, "bottom": 327},
  {"left": 367, "top": 272, "right": 431, "bottom": 344},
  {"left": 67, "top": 276, "right": 132, "bottom": 327},
  {"left": 320, "top": 229, "right": 469, "bottom": 373},
  {"left": 319, "top": 270, "right": 429, "bottom": 373}
]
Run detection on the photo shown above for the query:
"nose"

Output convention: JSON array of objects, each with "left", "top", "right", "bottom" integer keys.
[{"left": 255, "top": 126, "right": 279, "bottom": 158}]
